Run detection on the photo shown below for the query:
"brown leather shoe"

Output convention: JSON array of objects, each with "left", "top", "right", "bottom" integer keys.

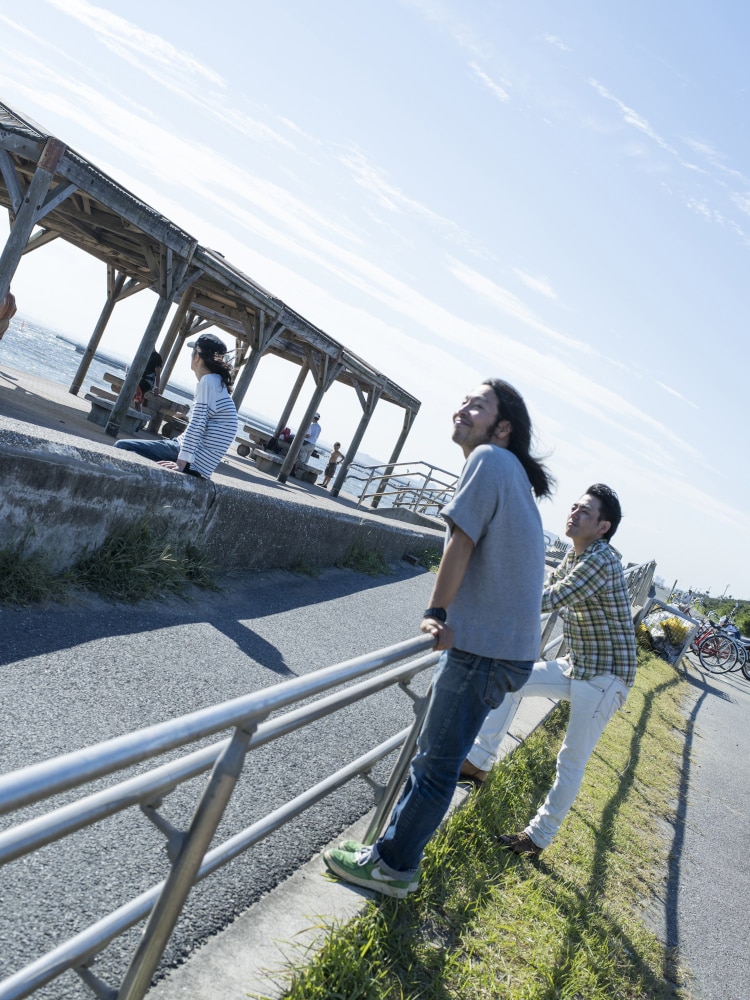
[
  {"left": 498, "top": 832, "right": 543, "bottom": 856},
  {"left": 459, "top": 760, "right": 489, "bottom": 784}
]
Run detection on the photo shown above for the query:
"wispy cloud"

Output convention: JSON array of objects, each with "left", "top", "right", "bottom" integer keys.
[
  {"left": 469, "top": 62, "right": 510, "bottom": 103},
  {"left": 512, "top": 268, "right": 557, "bottom": 300},
  {"left": 589, "top": 79, "right": 677, "bottom": 155},
  {"left": 45, "top": 0, "right": 224, "bottom": 85},
  {"left": 42, "top": 0, "right": 293, "bottom": 148},
  {"left": 542, "top": 34, "right": 570, "bottom": 53},
  {"left": 339, "top": 148, "right": 483, "bottom": 251},
  {"left": 656, "top": 380, "right": 699, "bottom": 408},
  {"left": 448, "top": 260, "right": 585, "bottom": 351}
]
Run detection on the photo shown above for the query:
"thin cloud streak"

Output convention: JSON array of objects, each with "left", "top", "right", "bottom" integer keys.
[{"left": 469, "top": 62, "right": 510, "bottom": 102}]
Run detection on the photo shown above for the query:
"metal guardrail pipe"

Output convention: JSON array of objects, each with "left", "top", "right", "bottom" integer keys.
[
  {"left": 0, "top": 562, "right": 656, "bottom": 1000},
  {"left": 0, "top": 635, "right": 434, "bottom": 816},
  {"left": 0, "top": 652, "right": 439, "bottom": 867}
]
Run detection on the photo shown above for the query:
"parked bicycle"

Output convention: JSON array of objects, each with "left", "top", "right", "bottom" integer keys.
[{"left": 690, "top": 618, "right": 738, "bottom": 674}]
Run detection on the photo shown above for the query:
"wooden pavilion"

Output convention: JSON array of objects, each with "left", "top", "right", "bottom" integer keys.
[{"left": 0, "top": 100, "right": 420, "bottom": 493}]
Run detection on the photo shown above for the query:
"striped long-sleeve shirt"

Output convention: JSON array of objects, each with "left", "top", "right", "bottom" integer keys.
[
  {"left": 177, "top": 373, "right": 237, "bottom": 479},
  {"left": 542, "top": 538, "right": 637, "bottom": 686}
]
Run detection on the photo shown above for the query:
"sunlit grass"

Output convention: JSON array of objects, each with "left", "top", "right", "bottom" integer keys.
[{"left": 266, "top": 653, "right": 690, "bottom": 999}]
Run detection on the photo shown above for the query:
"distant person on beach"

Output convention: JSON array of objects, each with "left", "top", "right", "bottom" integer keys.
[
  {"left": 133, "top": 349, "right": 162, "bottom": 411},
  {"left": 114, "top": 333, "right": 237, "bottom": 480},
  {"left": 298, "top": 413, "right": 321, "bottom": 464},
  {"left": 0, "top": 290, "right": 17, "bottom": 340},
  {"left": 320, "top": 442, "right": 345, "bottom": 488},
  {"left": 462, "top": 484, "right": 637, "bottom": 859},
  {"left": 323, "top": 379, "right": 552, "bottom": 898}
]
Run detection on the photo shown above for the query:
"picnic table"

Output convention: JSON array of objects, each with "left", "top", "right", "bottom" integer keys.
[
  {"left": 236, "top": 424, "right": 276, "bottom": 457},
  {"left": 251, "top": 447, "right": 319, "bottom": 484},
  {"left": 84, "top": 385, "right": 148, "bottom": 435},
  {"left": 91, "top": 373, "right": 189, "bottom": 439}
]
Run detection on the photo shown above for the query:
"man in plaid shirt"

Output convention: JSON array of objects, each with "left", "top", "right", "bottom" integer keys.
[{"left": 461, "top": 483, "right": 637, "bottom": 856}]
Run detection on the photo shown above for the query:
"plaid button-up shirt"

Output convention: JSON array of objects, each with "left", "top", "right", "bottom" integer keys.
[{"left": 541, "top": 538, "right": 637, "bottom": 686}]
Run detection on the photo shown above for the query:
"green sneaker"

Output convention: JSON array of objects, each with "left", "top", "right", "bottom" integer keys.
[
  {"left": 323, "top": 845, "right": 419, "bottom": 899},
  {"left": 339, "top": 838, "right": 367, "bottom": 853}
]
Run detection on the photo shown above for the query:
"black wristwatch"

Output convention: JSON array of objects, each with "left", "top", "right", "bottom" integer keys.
[{"left": 423, "top": 607, "right": 447, "bottom": 623}]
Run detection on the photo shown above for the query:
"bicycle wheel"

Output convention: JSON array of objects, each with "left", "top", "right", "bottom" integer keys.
[
  {"left": 730, "top": 641, "right": 747, "bottom": 672},
  {"left": 698, "top": 634, "right": 737, "bottom": 673},
  {"left": 741, "top": 654, "right": 750, "bottom": 682}
]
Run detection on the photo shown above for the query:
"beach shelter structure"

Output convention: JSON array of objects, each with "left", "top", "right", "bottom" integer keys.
[{"left": 0, "top": 100, "right": 420, "bottom": 488}]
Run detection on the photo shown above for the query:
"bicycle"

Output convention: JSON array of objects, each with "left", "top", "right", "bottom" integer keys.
[{"left": 690, "top": 619, "right": 738, "bottom": 674}]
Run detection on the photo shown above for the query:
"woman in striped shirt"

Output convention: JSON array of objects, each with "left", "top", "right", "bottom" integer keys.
[{"left": 115, "top": 333, "right": 237, "bottom": 480}]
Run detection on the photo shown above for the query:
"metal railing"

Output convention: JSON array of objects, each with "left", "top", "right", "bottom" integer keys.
[
  {"left": 0, "top": 559, "right": 656, "bottom": 1000},
  {"left": 351, "top": 460, "right": 458, "bottom": 515}
]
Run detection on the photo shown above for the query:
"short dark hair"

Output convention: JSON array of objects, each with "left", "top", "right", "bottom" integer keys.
[{"left": 585, "top": 483, "right": 622, "bottom": 540}]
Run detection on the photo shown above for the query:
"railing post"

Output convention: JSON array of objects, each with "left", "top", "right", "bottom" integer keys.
[
  {"left": 116, "top": 723, "right": 257, "bottom": 1000},
  {"left": 363, "top": 685, "right": 432, "bottom": 845}
]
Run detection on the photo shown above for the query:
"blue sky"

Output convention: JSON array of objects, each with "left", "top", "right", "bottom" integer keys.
[{"left": 1, "top": 0, "right": 748, "bottom": 597}]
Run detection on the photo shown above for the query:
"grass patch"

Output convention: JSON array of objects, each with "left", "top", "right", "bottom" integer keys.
[
  {"left": 409, "top": 546, "right": 443, "bottom": 573},
  {"left": 0, "top": 520, "right": 217, "bottom": 605},
  {"left": 269, "top": 653, "right": 690, "bottom": 999},
  {"left": 338, "top": 541, "right": 392, "bottom": 577},
  {"left": 0, "top": 541, "right": 68, "bottom": 605}
]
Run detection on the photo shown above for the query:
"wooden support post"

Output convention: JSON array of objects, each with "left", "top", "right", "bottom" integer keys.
[
  {"left": 272, "top": 360, "right": 309, "bottom": 437},
  {"left": 0, "top": 137, "right": 67, "bottom": 302},
  {"left": 278, "top": 351, "right": 344, "bottom": 483},
  {"left": 157, "top": 287, "right": 194, "bottom": 371},
  {"left": 105, "top": 295, "right": 172, "bottom": 437},
  {"left": 331, "top": 383, "right": 383, "bottom": 497},
  {"left": 69, "top": 267, "right": 127, "bottom": 395},
  {"left": 369, "top": 406, "right": 419, "bottom": 509}
]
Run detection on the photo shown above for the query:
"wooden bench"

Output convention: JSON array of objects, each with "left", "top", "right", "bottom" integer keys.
[
  {"left": 102, "top": 373, "right": 189, "bottom": 438},
  {"left": 84, "top": 393, "right": 149, "bottom": 435},
  {"left": 251, "top": 448, "right": 319, "bottom": 483},
  {"left": 251, "top": 448, "right": 284, "bottom": 475},
  {"left": 143, "top": 392, "right": 189, "bottom": 438}
]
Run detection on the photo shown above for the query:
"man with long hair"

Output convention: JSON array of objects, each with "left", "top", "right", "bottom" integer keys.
[
  {"left": 324, "top": 379, "right": 553, "bottom": 897},
  {"left": 463, "top": 483, "right": 637, "bottom": 857}
]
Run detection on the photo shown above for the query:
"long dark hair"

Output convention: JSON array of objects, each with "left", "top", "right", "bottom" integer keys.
[
  {"left": 483, "top": 378, "right": 554, "bottom": 499},
  {"left": 197, "top": 349, "right": 234, "bottom": 390}
]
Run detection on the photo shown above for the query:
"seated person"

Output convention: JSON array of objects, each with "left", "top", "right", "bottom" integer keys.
[
  {"left": 133, "top": 349, "right": 162, "bottom": 411},
  {"left": 114, "top": 333, "right": 237, "bottom": 480}
]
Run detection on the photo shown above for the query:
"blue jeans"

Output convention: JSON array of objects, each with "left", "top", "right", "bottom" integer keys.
[
  {"left": 114, "top": 438, "right": 179, "bottom": 462},
  {"left": 375, "top": 648, "right": 533, "bottom": 875}
]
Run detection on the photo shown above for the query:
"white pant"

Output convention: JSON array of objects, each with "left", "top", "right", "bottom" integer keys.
[{"left": 468, "top": 658, "right": 629, "bottom": 848}]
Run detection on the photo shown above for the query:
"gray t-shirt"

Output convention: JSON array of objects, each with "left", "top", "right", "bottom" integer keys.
[{"left": 440, "top": 444, "right": 545, "bottom": 659}]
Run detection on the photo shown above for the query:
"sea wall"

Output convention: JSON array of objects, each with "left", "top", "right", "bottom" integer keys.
[{"left": 0, "top": 428, "right": 444, "bottom": 573}]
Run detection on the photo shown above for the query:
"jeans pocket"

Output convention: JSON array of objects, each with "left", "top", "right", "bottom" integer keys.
[
  {"left": 483, "top": 659, "right": 533, "bottom": 708},
  {"left": 592, "top": 677, "right": 628, "bottom": 721}
]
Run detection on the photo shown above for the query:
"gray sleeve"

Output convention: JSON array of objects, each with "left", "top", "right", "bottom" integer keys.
[{"left": 440, "top": 447, "right": 500, "bottom": 544}]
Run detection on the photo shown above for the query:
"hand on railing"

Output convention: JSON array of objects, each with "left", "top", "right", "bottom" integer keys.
[{"left": 419, "top": 617, "right": 454, "bottom": 651}]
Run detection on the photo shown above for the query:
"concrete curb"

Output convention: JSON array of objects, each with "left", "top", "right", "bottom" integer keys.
[{"left": 146, "top": 697, "right": 557, "bottom": 1000}]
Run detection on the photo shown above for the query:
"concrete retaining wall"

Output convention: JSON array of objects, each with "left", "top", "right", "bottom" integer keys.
[{"left": 0, "top": 428, "right": 444, "bottom": 573}]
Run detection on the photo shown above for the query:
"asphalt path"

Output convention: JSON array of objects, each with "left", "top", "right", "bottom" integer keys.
[
  {"left": 662, "top": 655, "right": 750, "bottom": 1000},
  {"left": 0, "top": 563, "right": 435, "bottom": 999}
]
